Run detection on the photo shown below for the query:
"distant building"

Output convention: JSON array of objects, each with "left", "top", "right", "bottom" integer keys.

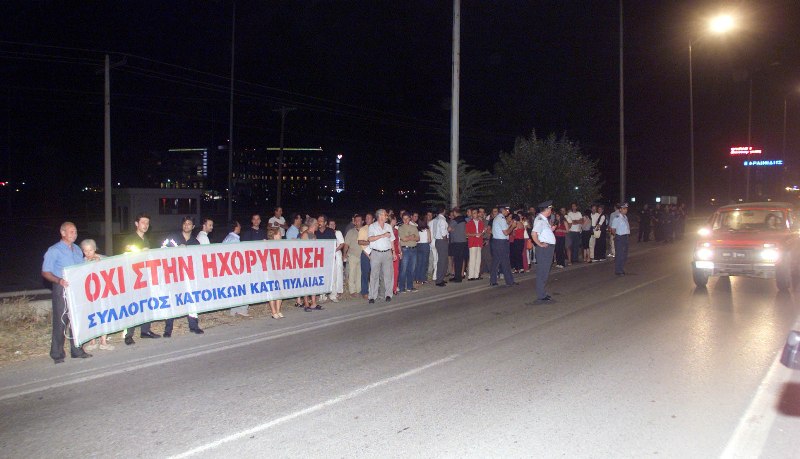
[
  {"left": 112, "top": 188, "right": 202, "bottom": 234},
  {"left": 230, "top": 146, "right": 345, "bottom": 207}
]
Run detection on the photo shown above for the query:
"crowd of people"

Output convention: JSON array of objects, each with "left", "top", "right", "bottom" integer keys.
[{"left": 42, "top": 202, "right": 637, "bottom": 364}]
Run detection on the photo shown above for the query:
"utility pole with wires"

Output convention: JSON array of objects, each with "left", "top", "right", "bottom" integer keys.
[
  {"left": 273, "top": 106, "right": 296, "bottom": 208},
  {"left": 100, "top": 54, "right": 126, "bottom": 256}
]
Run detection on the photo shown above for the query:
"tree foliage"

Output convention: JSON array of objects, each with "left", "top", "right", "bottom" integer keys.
[
  {"left": 493, "top": 131, "right": 601, "bottom": 209},
  {"left": 422, "top": 160, "right": 495, "bottom": 209}
]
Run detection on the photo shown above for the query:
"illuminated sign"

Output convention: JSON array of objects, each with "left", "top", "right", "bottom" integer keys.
[
  {"left": 730, "top": 146, "right": 762, "bottom": 155},
  {"left": 743, "top": 160, "right": 783, "bottom": 167}
]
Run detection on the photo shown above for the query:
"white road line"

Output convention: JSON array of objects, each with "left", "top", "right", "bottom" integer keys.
[
  {"left": 167, "top": 354, "right": 459, "bottom": 459},
  {"left": 720, "top": 322, "right": 799, "bottom": 458},
  {"left": 0, "top": 288, "right": 474, "bottom": 401},
  {"left": 0, "top": 242, "right": 673, "bottom": 400}
]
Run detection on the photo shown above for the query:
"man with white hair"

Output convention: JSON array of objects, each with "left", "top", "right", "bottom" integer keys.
[
  {"left": 42, "top": 221, "right": 92, "bottom": 363},
  {"left": 367, "top": 209, "right": 396, "bottom": 303}
]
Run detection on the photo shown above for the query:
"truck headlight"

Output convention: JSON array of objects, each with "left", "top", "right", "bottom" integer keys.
[
  {"left": 760, "top": 248, "right": 780, "bottom": 263},
  {"left": 695, "top": 247, "right": 714, "bottom": 260},
  {"left": 697, "top": 227, "right": 711, "bottom": 237}
]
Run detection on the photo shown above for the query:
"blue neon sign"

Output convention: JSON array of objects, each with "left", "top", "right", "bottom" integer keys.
[{"left": 743, "top": 159, "right": 783, "bottom": 167}]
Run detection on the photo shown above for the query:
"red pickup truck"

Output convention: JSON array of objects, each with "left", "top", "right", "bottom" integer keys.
[{"left": 692, "top": 202, "right": 800, "bottom": 290}]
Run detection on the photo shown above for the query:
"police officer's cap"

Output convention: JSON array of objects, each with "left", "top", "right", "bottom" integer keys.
[
  {"left": 618, "top": 202, "right": 629, "bottom": 208},
  {"left": 497, "top": 204, "right": 511, "bottom": 210},
  {"left": 538, "top": 200, "right": 553, "bottom": 210}
]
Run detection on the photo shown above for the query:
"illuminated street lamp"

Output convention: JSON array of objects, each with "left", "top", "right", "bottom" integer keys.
[{"left": 689, "top": 13, "right": 736, "bottom": 214}]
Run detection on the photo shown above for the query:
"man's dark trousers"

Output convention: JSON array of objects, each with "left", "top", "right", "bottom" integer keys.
[
  {"left": 50, "top": 283, "right": 83, "bottom": 360},
  {"left": 435, "top": 238, "right": 449, "bottom": 283},
  {"left": 360, "top": 251, "right": 371, "bottom": 295},
  {"left": 490, "top": 239, "right": 514, "bottom": 285},
  {"left": 534, "top": 244, "right": 556, "bottom": 299},
  {"left": 615, "top": 234, "right": 629, "bottom": 274},
  {"left": 450, "top": 242, "right": 467, "bottom": 281}
]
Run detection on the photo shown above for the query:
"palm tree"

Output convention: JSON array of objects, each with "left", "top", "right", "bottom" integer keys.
[{"left": 422, "top": 160, "right": 495, "bottom": 209}]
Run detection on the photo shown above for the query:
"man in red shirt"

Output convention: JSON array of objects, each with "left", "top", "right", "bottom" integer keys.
[{"left": 466, "top": 208, "right": 486, "bottom": 280}]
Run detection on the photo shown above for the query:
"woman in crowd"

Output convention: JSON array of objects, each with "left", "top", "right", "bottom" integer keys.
[
  {"left": 509, "top": 213, "right": 525, "bottom": 273},
  {"left": 593, "top": 204, "right": 608, "bottom": 262},
  {"left": 390, "top": 214, "right": 401, "bottom": 295},
  {"left": 581, "top": 208, "right": 593, "bottom": 263},
  {"left": 300, "top": 217, "right": 323, "bottom": 311},
  {"left": 553, "top": 212, "right": 569, "bottom": 268},
  {"left": 80, "top": 239, "right": 114, "bottom": 351},
  {"left": 329, "top": 220, "right": 345, "bottom": 303},
  {"left": 415, "top": 215, "right": 431, "bottom": 285},
  {"left": 521, "top": 213, "right": 531, "bottom": 272},
  {"left": 267, "top": 228, "right": 284, "bottom": 319}
]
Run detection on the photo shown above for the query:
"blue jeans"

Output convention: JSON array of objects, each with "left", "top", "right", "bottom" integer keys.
[
  {"left": 360, "top": 252, "right": 371, "bottom": 295},
  {"left": 399, "top": 246, "right": 417, "bottom": 291},
  {"left": 415, "top": 243, "right": 430, "bottom": 281}
]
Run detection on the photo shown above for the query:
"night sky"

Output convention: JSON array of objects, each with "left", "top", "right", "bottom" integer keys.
[{"left": 2, "top": 0, "right": 800, "bottom": 211}]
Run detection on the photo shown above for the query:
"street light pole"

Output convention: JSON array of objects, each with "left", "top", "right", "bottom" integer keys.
[
  {"left": 619, "top": 0, "right": 625, "bottom": 204},
  {"left": 746, "top": 77, "right": 752, "bottom": 201},
  {"left": 689, "top": 41, "right": 695, "bottom": 216},
  {"left": 449, "top": 0, "right": 460, "bottom": 210}
]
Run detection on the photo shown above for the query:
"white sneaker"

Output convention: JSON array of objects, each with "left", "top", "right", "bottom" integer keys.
[
  {"left": 99, "top": 344, "right": 115, "bottom": 351},
  {"left": 330, "top": 296, "right": 339, "bottom": 303}
]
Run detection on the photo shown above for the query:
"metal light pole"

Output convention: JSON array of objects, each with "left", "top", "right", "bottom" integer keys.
[
  {"left": 449, "top": 0, "right": 460, "bottom": 210},
  {"left": 783, "top": 97, "right": 788, "bottom": 160},
  {"left": 746, "top": 77, "right": 752, "bottom": 201},
  {"left": 619, "top": 0, "right": 625, "bottom": 204},
  {"left": 689, "top": 41, "right": 695, "bottom": 215},
  {"left": 104, "top": 55, "right": 112, "bottom": 256},
  {"left": 227, "top": 2, "right": 236, "bottom": 223}
]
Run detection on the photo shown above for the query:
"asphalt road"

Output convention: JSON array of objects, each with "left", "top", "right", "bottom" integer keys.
[{"left": 2, "top": 238, "right": 800, "bottom": 458}]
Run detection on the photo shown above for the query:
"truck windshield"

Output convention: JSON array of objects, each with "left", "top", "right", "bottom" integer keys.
[{"left": 712, "top": 209, "right": 787, "bottom": 232}]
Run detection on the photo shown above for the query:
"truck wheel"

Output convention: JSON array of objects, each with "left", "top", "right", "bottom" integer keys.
[{"left": 693, "top": 268, "right": 709, "bottom": 288}]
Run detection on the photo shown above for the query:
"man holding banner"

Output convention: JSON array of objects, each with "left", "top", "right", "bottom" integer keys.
[
  {"left": 119, "top": 213, "right": 160, "bottom": 344},
  {"left": 42, "top": 221, "right": 92, "bottom": 363}
]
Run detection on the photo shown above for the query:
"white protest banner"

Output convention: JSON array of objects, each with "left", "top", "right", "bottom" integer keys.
[{"left": 63, "top": 239, "right": 335, "bottom": 345}]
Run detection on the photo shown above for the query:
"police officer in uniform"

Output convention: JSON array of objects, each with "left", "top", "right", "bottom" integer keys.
[
  {"left": 610, "top": 202, "right": 631, "bottom": 275},
  {"left": 531, "top": 200, "right": 556, "bottom": 302}
]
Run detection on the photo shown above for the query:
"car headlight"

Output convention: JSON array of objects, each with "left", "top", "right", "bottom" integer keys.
[
  {"left": 760, "top": 248, "right": 780, "bottom": 263},
  {"left": 695, "top": 247, "right": 714, "bottom": 260},
  {"left": 697, "top": 227, "right": 711, "bottom": 237}
]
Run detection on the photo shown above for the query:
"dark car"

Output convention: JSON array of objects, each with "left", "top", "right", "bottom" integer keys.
[{"left": 692, "top": 202, "right": 800, "bottom": 290}]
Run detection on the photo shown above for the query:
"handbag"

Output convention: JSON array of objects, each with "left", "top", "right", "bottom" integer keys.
[
  {"left": 525, "top": 238, "right": 533, "bottom": 250},
  {"left": 593, "top": 228, "right": 601, "bottom": 238}
]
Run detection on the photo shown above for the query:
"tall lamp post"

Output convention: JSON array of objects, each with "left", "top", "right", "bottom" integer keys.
[{"left": 689, "top": 13, "right": 736, "bottom": 215}]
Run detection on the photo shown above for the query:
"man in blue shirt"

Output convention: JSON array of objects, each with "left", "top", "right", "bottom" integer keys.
[
  {"left": 41, "top": 222, "right": 92, "bottom": 363},
  {"left": 490, "top": 205, "right": 517, "bottom": 286},
  {"left": 610, "top": 202, "right": 631, "bottom": 276}
]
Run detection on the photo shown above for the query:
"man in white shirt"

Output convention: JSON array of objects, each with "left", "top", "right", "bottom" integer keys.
[
  {"left": 367, "top": 209, "right": 396, "bottom": 303},
  {"left": 431, "top": 205, "right": 450, "bottom": 287},
  {"left": 566, "top": 202, "right": 584, "bottom": 264},
  {"left": 610, "top": 203, "right": 631, "bottom": 276},
  {"left": 589, "top": 204, "right": 600, "bottom": 262},
  {"left": 532, "top": 200, "right": 556, "bottom": 302},
  {"left": 196, "top": 217, "right": 213, "bottom": 245},
  {"left": 268, "top": 206, "right": 288, "bottom": 238}
]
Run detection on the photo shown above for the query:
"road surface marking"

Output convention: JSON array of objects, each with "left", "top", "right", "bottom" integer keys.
[
  {"left": 720, "top": 318, "right": 799, "bottom": 458},
  {"left": 0, "top": 243, "right": 672, "bottom": 401},
  {"left": 0, "top": 287, "right": 474, "bottom": 401},
  {"left": 167, "top": 354, "right": 459, "bottom": 459}
]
